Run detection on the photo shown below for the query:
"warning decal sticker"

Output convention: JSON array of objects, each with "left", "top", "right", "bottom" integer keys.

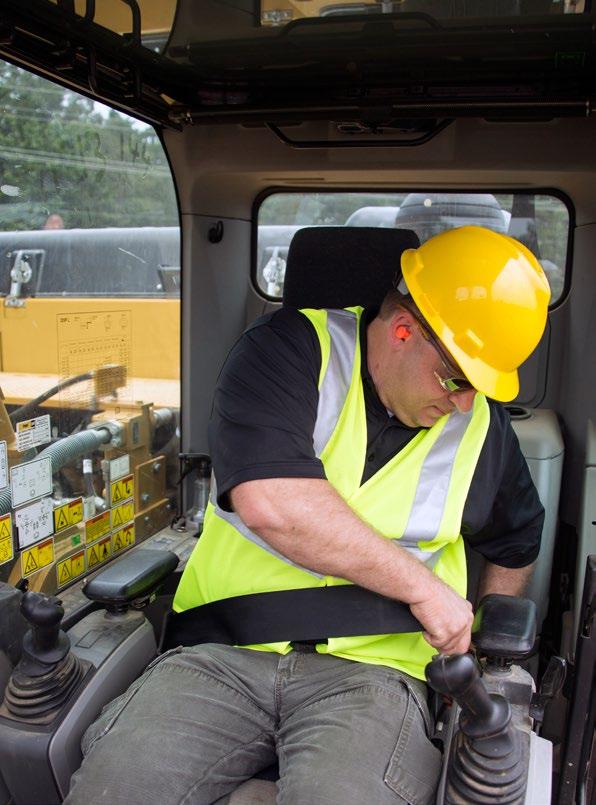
[
  {"left": 54, "top": 497, "right": 84, "bottom": 533},
  {"left": 110, "top": 474, "right": 134, "bottom": 506},
  {"left": 10, "top": 456, "right": 53, "bottom": 508},
  {"left": 16, "top": 414, "right": 51, "bottom": 452},
  {"left": 21, "top": 538, "right": 54, "bottom": 578},
  {"left": 86, "top": 536, "right": 111, "bottom": 569},
  {"left": 15, "top": 497, "right": 54, "bottom": 550},
  {"left": 85, "top": 510, "right": 111, "bottom": 543},
  {"left": 0, "top": 513, "right": 13, "bottom": 566},
  {"left": 56, "top": 550, "right": 86, "bottom": 588},
  {"left": 111, "top": 500, "right": 135, "bottom": 528},
  {"left": 112, "top": 523, "right": 135, "bottom": 555}
]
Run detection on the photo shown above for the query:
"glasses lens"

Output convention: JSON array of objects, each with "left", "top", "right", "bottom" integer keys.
[{"left": 442, "top": 376, "right": 474, "bottom": 392}]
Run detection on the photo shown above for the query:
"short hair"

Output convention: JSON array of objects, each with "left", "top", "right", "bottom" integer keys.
[{"left": 379, "top": 288, "right": 418, "bottom": 321}]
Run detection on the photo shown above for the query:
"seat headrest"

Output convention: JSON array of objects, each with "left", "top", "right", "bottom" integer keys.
[{"left": 282, "top": 226, "right": 420, "bottom": 310}]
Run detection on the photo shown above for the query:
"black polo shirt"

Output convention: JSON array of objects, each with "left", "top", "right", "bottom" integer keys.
[{"left": 208, "top": 307, "right": 544, "bottom": 569}]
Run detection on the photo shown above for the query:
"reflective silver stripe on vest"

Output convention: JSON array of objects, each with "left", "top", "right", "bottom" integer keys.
[
  {"left": 210, "top": 477, "right": 324, "bottom": 579},
  {"left": 399, "top": 408, "right": 473, "bottom": 546},
  {"left": 391, "top": 539, "right": 444, "bottom": 568},
  {"left": 312, "top": 309, "right": 358, "bottom": 457}
]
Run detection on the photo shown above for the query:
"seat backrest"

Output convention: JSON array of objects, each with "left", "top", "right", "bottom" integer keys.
[{"left": 282, "top": 226, "right": 419, "bottom": 309}]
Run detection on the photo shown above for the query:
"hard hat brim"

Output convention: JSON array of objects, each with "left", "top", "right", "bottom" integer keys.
[
  {"left": 446, "top": 345, "right": 520, "bottom": 403},
  {"left": 411, "top": 299, "right": 520, "bottom": 402}
]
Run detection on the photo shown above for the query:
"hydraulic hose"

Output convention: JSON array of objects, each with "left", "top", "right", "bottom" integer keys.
[
  {"left": 9, "top": 372, "right": 93, "bottom": 425},
  {"left": 0, "top": 427, "right": 112, "bottom": 515}
]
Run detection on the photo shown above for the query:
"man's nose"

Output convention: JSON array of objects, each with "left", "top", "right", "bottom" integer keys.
[{"left": 450, "top": 389, "right": 476, "bottom": 413}]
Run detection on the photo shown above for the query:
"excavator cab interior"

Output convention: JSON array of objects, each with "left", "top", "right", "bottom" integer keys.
[{"left": 0, "top": 1, "right": 595, "bottom": 803}]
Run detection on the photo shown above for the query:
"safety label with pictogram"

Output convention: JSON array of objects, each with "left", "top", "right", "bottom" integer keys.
[
  {"left": 56, "top": 549, "right": 86, "bottom": 588},
  {"left": 21, "top": 537, "right": 54, "bottom": 578},
  {"left": 10, "top": 456, "right": 52, "bottom": 508},
  {"left": 86, "top": 536, "right": 112, "bottom": 569},
  {"left": 0, "top": 513, "right": 13, "bottom": 566},
  {"left": 16, "top": 414, "right": 51, "bottom": 452},
  {"left": 54, "top": 497, "right": 84, "bottom": 533},
  {"left": 111, "top": 523, "right": 135, "bottom": 555},
  {"left": 15, "top": 497, "right": 54, "bottom": 550},
  {"left": 85, "top": 510, "right": 111, "bottom": 543},
  {"left": 111, "top": 499, "right": 135, "bottom": 528},
  {"left": 110, "top": 473, "right": 134, "bottom": 506}
]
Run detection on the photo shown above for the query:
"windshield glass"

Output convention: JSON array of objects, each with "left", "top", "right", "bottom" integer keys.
[{"left": 0, "top": 60, "right": 180, "bottom": 600}]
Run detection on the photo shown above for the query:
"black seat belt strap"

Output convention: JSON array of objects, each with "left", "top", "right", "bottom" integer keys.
[{"left": 161, "top": 585, "right": 421, "bottom": 651}]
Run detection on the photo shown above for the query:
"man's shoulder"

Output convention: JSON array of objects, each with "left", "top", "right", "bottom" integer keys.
[
  {"left": 481, "top": 399, "right": 523, "bottom": 465},
  {"left": 486, "top": 398, "right": 510, "bottom": 426},
  {"left": 245, "top": 306, "right": 316, "bottom": 336}
]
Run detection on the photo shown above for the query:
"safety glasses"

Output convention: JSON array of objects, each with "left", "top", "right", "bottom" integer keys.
[{"left": 402, "top": 302, "right": 475, "bottom": 394}]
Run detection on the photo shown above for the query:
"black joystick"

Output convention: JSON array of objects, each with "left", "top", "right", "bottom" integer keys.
[
  {"left": 1, "top": 591, "right": 87, "bottom": 724},
  {"left": 19, "top": 592, "right": 71, "bottom": 674},
  {"left": 426, "top": 654, "right": 528, "bottom": 804}
]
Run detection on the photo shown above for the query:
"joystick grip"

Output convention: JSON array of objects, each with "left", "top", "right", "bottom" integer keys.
[
  {"left": 21, "top": 592, "right": 65, "bottom": 655},
  {"left": 426, "top": 653, "right": 510, "bottom": 737}
]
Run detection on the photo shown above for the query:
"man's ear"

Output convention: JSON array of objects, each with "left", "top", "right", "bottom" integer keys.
[{"left": 389, "top": 310, "right": 414, "bottom": 345}]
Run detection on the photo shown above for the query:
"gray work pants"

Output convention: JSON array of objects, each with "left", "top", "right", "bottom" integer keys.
[{"left": 66, "top": 643, "right": 441, "bottom": 805}]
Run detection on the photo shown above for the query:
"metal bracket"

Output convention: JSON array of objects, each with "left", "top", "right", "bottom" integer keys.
[{"left": 5, "top": 249, "right": 45, "bottom": 308}]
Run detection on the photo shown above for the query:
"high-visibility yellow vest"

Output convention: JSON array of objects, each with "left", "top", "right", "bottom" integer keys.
[{"left": 174, "top": 307, "right": 490, "bottom": 680}]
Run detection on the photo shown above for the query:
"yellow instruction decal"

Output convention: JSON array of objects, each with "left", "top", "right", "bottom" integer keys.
[
  {"left": 85, "top": 510, "right": 111, "bottom": 543},
  {"left": 112, "top": 523, "right": 135, "bottom": 555},
  {"left": 110, "top": 473, "right": 134, "bottom": 506},
  {"left": 21, "top": 538, "right": 54, "bottom": 578},
  {"left": 111, "top": 499, "right": 135, "bottom": 528},
  {"left": 0, "top": 513, "right": 13, "bottom": 566},
  {"left": 54, "top": 497, "right": 84, "bottom": 533},
  {"left": 56, "top": 549, "right": 86, "bottom": 588},
  {"left": 86, "top": 535, "right": 112, "bottom": 569}
]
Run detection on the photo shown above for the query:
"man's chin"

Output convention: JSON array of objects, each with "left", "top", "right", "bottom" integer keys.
[{"left": 418, "top": 407, "right": 448, "bottom": 427}]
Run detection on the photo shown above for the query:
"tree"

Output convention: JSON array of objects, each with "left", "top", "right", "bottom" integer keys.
[{"left": 0, "top": 61, "right": 178, "bottom": 230}]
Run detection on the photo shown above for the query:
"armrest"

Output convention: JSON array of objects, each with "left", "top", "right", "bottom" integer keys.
[
  {"left": 472, "top": 594, "right": 537, "bottom": 661},
  {"left": 83, "top": 549, "right": 179, "bottom": 609}
]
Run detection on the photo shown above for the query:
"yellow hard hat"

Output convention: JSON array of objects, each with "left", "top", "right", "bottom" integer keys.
[{"left": 401, "top": 226, "right": 551, "bottom": 402}]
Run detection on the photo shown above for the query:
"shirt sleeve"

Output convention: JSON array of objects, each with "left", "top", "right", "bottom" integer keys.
[
  {"left": 461, "top": 402, "right": 545, "bottom": 569},
  {"left": 208, "top": 308, "right": 326, "bottom": 511}
]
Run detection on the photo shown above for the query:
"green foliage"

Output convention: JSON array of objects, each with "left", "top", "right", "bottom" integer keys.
[{"left": 0, "top": 61, "right": 178, "bottom": 231}]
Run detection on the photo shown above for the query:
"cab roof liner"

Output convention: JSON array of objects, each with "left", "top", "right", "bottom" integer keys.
[{"left": 0, "top": 1, "right": 595, "bottom": 130}]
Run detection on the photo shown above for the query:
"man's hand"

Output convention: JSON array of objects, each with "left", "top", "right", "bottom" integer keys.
[{"left": 409, "top": 577, "right": 474, "bottom": 655}]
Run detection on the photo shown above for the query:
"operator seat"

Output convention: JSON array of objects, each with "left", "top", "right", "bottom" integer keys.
[{"left": 281, "top": 225, "right": 419, "bottom": 309}]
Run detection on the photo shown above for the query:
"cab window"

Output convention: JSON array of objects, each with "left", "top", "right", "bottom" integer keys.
[
  {"left": 256, "top": 190, "right": 570, "bottom": 303},
  {"left": 0, "top": 61, "right": 180, "bottom": 594}
]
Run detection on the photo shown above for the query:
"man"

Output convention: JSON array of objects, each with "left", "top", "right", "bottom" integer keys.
[{"left": 68, "top": 226, "right": 550, "bottom": 805}]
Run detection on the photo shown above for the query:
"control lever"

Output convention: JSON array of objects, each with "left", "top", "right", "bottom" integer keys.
[
  {"left": 426, "top": 653, "right": 511, "bottom": 741},
  {"left": 529, "top": 655, "right": 566, "bottom": 734},
  {"left": 1, "top": 592, "right": 88, "bottom": 723},
  {"left": 19, "top": 592, "right": 70, "bottom": 674},
  {"left": 426, "top": 653, "right": 529, "bottom": 804}
]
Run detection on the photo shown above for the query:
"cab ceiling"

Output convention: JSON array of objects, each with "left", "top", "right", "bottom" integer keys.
[{"left": 1, "top": 0, "right": 596, "bottom": 137}]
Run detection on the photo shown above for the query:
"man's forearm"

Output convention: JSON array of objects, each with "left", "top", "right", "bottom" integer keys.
[
  {"left": 477, "top": 560, "right": 535, "bottom": 601},
  {"left": 232, "top": 477, "right": 432, "bottom": 602},
  {"left": 230, "top": 477, "right": 474, "bottom": 653}
]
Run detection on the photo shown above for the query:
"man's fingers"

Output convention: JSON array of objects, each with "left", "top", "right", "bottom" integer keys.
[{"left": 423, "top": 628, "right": 472, "bottom": 655}]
